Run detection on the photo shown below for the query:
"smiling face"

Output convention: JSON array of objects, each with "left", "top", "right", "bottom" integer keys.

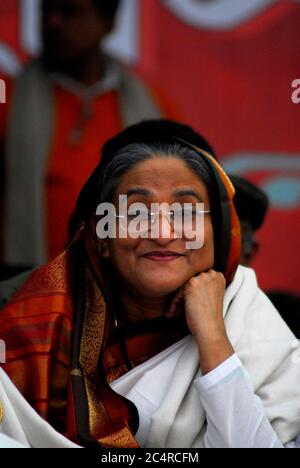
[{"left": 99, "top": 157, "right": 215, "bottom": 299}]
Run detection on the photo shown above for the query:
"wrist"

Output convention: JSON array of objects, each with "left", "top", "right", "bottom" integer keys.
[
  {"left": 193, "top": 322, "right": 228, "bottom": 345},
  {"left": 196, "top": 336, "right": 234, "bottom": 376}
]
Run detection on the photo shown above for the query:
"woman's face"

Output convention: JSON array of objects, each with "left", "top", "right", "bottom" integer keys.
[{"left": 101, "top": 157, "right": 214, "bottom": 298}]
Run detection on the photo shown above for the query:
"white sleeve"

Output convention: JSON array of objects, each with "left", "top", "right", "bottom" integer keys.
[
  {"left": 194, "top": 354, "right": 284, "bottom": 448},
  {"left": 286, "top": 436, "right": 300, "bottom": 449},
  {"left": 0, "top": 434, "right": 27, "bottom": 448}
]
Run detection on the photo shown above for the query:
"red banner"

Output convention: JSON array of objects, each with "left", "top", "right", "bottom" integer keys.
[
  {"left": 137, "top": 0, "right": 300, "bottom": 294},
  {"left": 0, "top": 0, "right": 300, "bottom": 293}
]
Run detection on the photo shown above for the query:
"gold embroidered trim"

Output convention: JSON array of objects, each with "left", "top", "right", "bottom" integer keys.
[
  {"left": 79, "top": 265, "right": 138, "bottom": 448},
  {"left": 79, "top": 268, "right": 106, "bottom": 375},
  {"left": 10, "top": 252, "right": 70, "bottom": 303},
  {"left": 98, "top": 427, "right": 140, "bottom": 449},
  {"left": 70, "top": 368, "right": 83, "bottom": 377},
  {"left": 196, "top": 147, "right": 235, "bottom": 197},
  {"left": 0, "top": 400, "right": 3, "bottom": 424}
]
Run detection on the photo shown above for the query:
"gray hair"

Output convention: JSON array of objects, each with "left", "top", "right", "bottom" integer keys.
[{"left": 99, "top": 142, "right": 217, "bottom": 205}]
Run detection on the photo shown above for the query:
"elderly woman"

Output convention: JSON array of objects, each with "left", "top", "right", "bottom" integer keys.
[{"left": 0, "top": 120, "right": 300, "bottom": 448}]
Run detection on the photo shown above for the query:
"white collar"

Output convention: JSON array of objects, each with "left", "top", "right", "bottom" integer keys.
[{"left": 49, "top": 58, "right": 120, "bottom": 100}]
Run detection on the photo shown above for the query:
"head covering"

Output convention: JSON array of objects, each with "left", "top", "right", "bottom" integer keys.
[
  {"left": 77, "top": 119, "right": 217, "bottom": 219},
  {"left": 68, "top": 119, "right": 241, "bottom": 446},
  {"left": 77, "top": 119, "right": 240, "bottom": 284},
  {"left": 1, "top": 120, "right": 241, "bottom": 449}
]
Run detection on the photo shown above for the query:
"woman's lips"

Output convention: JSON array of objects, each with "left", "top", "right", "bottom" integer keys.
[{"left": 142, "top": 252, "right": 185, "bottom": 262}]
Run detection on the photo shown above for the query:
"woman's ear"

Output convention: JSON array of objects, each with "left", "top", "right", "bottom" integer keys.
[
  {"left": 90, "top": 216, "right": 111, "bottom": 259},
  {"left": 98, "top": 240, "right": 111, "bottom": 259}
]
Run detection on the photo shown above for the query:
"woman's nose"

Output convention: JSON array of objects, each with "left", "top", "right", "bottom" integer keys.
[{"left": 150, "top": 213, "right": 177, "bottom": 244}]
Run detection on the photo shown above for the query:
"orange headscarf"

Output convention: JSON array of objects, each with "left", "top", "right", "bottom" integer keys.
[
  {"left": 0, "top": 121, "right": 241, "bottom": 447},
  {"left": 177, "top": 140, "right": 241, "bottom": 284}
]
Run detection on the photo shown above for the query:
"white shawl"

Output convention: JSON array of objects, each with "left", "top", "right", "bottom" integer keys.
[
  {"left": 111, "top": 266, "right": 300, "bottom": 448},
  {"left": 0, "top": 266, "right": 299, "bottom": 448},
  {"left": 0, "top": 368, "right": 79, "bottom": 448}
]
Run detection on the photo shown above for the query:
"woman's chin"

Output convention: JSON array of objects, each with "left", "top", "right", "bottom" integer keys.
[{"left": 136, "top": 275, "right": 186, "bottom": 298}]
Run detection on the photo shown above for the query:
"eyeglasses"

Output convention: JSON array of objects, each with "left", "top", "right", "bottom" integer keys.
[{"left": 115, "top": 206, "right": 211, "bottom": 237}]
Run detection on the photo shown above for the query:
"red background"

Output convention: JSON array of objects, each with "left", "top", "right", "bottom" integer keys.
[{"left": 1, "top": 0, "right": 300, "bottom": 293}]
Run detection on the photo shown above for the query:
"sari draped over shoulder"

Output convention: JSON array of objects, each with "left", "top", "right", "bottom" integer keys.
[
  {"left": 0, "top": 139, "right": 242, "bottom": 447},
  {"left": 0, "top": 231, "right": 190, "bottom": 447}
]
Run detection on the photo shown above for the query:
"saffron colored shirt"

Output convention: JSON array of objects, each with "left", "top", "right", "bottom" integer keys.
[{"left": 0, "top": 70, "right": 177, "bottom": 263}]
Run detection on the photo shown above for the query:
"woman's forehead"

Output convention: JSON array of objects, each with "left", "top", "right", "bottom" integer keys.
[{"left": 116, "top": 157, "right": 209, "bottom": 197}]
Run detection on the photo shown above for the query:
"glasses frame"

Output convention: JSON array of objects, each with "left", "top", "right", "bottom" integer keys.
[{"left": 115, "top": 208, "right": 211, "bottom": 236}]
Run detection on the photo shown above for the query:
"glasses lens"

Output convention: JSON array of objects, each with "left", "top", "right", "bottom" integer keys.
[{"left": 127, "top": 209, "right": 151, "bottom": 236}]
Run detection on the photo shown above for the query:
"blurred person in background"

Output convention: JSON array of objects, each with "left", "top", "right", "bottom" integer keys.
[
  {"left": 230, "top": 174, "right": 300, "bottom": 339},
  {"left": 229, "top": 174, "right": 269, "bottom": 268},
  {"left": 0, "top": 0, "right": 175, "bottom": 278},
  {"left": 0, "top": 120, "right": 299, "bottom": 448}
]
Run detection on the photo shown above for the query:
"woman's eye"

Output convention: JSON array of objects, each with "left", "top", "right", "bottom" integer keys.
[
  {"left": 184, "top": 209, "right": 195, "bottom": 217},
  {"left": 173, "top": 209, "right": 195, "bottom": 219}
]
